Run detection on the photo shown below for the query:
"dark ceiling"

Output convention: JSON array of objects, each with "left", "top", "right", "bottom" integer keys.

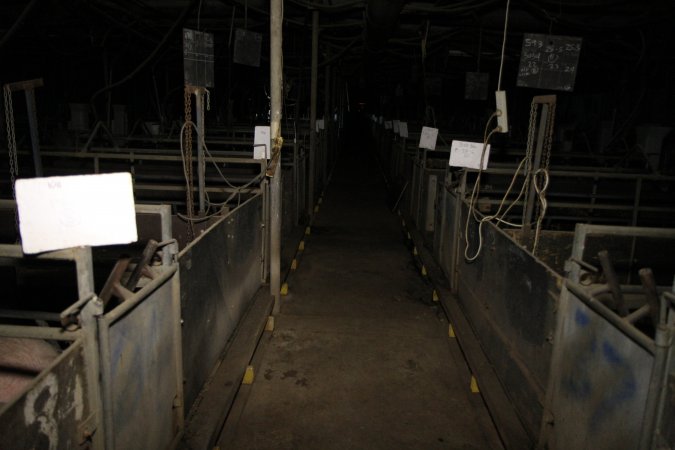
[{"left": 1, "top": 0, "right": 674, "bottom": 135}]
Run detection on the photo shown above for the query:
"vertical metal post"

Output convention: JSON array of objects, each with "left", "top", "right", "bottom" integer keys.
[
  {"left": 24, "top": 89, "right": 43, "bottom": 177},
  {"left": 270, "top": 0, "right": 283, "bottom": 313},
  {"left": 308, "top": 10, "right": 319, "bottom": 216},
  {"left": 522, "top": 103, "right": 549, "bottom": 247},
  {"left": 194, "top": 89, "right": 206, "bottom": 215},
  {"left": 323, "top": 60, "right": 330, "bottom": 182}
]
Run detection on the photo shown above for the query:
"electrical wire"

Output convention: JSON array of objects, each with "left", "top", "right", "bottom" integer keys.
[
  {"left": 497, "top": 0, "right": 511, "bottom": 91},
  {"left": 463, "top": 110, "right": 540, "bottom": 261},
  {"left": 178, "top": 119, "right": 269, "bottom": 221},
  {"left": 89, "top": 0, "right": 199, "bottom": 121}
]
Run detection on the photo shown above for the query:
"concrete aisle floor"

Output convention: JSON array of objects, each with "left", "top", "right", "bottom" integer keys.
[{"left": 220, "top": 150, "right": 503, "bottom": 449}]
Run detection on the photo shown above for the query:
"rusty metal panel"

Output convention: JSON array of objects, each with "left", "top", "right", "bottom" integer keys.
[
  {"left": 546, "top": 286, "right": 653, "bottom": 450},
  {"left": 179, "top": 194, "right": 263, "bottom": 413},
  {"left": 100, "top": 272, "right": 182, "bottom": 450},
  {"left": 0, "top": 339, "right": 95, "bottom": 450},
  {"left": 456, "top": 200, "right": 562, "bottom": 438}
]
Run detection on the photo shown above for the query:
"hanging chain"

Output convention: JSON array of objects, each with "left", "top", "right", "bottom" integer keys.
[
  {"left": 205, "top": 88, "right": 211, "bottom": 111},
  {"left": 4, "top": 85, "right": 20, "bottom": 240},
  {"left": 4, "top": 85, "right": 18, "bottom": 191},
  {"left": 532, "top": 100, "right": 557, "bottom": 254},
  {"left": 521, "top": 100, "right": 538, "bottom": 225},
  {"left": 184, "top": 87, "right": 195, "bottom": 241}
]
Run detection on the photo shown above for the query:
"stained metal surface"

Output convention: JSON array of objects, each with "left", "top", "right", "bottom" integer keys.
[
  {"left": 0, "top": 339, "right": 94, "bottom": 450},
  {"left": 545, "top": 285, "right": 653, "bottom": 450},
  {"left": 98, "top": 268, "right": 182, "bottom": 450},
  {"left": 179, "top": 194, "right": 263, "bottom": 412},
  {"left": 454, "top": 197, "right": 562, "bottom": 439}
]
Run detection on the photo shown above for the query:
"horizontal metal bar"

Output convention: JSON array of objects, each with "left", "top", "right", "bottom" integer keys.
[
  {"left": 33, "top": 150, "right": 263, "bottom": 165},
  {"left": 0, "top": 309, "right": 62, "bottom": 322},
  {"left": 565, "top": 280, "right": 656, "bottom": 354},
  {"left": 134, "top": 184, "right": 261, "bottom": 194},
  {"left": 465, "top": 166, "right": 675, "bottom": 182},
  {"left": 4, "top": 78, "right": 43, "bottom": 92},
  {"left": 0, "top": 324, "right": 80, "bottom": 341},
  {"left": 0, "top": 245, "right": 77, "bottom": 260},
  {"left": 103, "top": 264, "right": 178, "bottom": 325},
  {"left": 575, "top": 224, "right": 675, "bottom": 239}
]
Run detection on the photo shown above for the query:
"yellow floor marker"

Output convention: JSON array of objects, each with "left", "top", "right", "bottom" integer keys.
[
  {"left": 265, "top": 316, "right": 275, "bottom": 332},
  {"left": 291, "top": 259, "right": 298, "bottom": 270},
  {"left": 305, "top": 227, "right": 311, "bottom": 236},
  {"left": 413, "top": 246, "right": 418, "bottom": 256},
  {"left": 432, "top": 290, "right": 439, "bottom": 302},
  {"left": 280, "top": 283, "right": 289, "bottom": 296},
  {"left": 470, "top": 376, "right": 480, "bottom": 393},
  {"left": 314, "top": 205, "right": 320, "bottom": 213},
  {"left": 448, "top": 324, "right": 456, "bottom": 338},
  {"left": 407, "top": 232, "right": 411, "bottom": 240},
  {"left": 421, "top": 265, "right": 428, "bottom": 277},
  {"left": 242, "top": 366, "right": 255, "bottom": 385},
  {"left": 299, "top": 240, "right": 305, "bottom": 251}
]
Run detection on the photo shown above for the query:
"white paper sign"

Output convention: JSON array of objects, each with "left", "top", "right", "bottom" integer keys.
[
  {"left": 449, "top": 140, "right": 491, "bottom": 169},
  {"left": 16, "top": 173, "right": 138, "bottom": 254},
  {"left": 315, "top": 119, "right": 325, "bottom": 132},
  {"left": 393, "top": 120, "right": 400, "bottom": 134},
  {"left": 399, "top": 122, "right": 409, "bottom": 138},
  {"left": 254, "top": 126, "right": 271, "bottom": 159},
  {"left": 384, "top": 121, "right": 392, "bottom": 130},
  {"left": 419, "top": 126, "right": 439, "bottom": 150}
]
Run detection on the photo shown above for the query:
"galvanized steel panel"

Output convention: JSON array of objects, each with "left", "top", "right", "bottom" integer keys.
[
  {"left": 179, "top": 195, "right": 263, "bottom": 412},
  {"left": 547, "top": 287, "right": 653, "bottom": 449}
]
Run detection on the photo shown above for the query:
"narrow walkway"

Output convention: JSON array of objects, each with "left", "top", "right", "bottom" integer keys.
[{"left": 221, "top": 150, "right": 502, "bottom": 449}]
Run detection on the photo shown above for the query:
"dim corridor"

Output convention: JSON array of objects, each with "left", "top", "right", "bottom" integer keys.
[{"left": 218, "top": 147, "right": 503, "bottom": 449}]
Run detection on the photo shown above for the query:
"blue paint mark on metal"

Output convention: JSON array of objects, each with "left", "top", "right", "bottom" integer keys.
[
  {"left": 589, "top": 340, "right": 637, "bottom": 429},
  {"left": 601, "top": 340, "right": 624, "bottom": 366},
  {"left": 575, "top": 308, "right": 590, "bottom": 326}
]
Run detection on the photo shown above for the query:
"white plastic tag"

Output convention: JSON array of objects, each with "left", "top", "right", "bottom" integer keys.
[
  {"left": 419, "top": 126, "right": 439, "bottom": 150},
  {"left": 254, "top": 126, "right": 271, "bottom": 159},
  {"left": 449, "top": 140, "right": 491, "bottom": 169},
  {"left": 16, "top": 173, "right": 138, "bottom": 254},
  {"left": 399, "top": 122, "right": 409, "bottom": 138}
]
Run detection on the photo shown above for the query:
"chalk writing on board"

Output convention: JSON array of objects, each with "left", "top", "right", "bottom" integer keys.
[
  {"left": 517, "top": 33, "right": 582, "bottom": 92},
  {"left": 183, "top": 29, "right": 215, "bottom": 87}
]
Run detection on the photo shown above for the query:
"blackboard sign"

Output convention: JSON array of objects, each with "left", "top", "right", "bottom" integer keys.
[
  {"left": 233, "top": 29, "right": 262, "bottom": 68},
  {"left": 183, "top": 29, "right": 215, "bottom": 88},
  {"left": 517, "top": 34, "right": 582, "bottom": 92}
]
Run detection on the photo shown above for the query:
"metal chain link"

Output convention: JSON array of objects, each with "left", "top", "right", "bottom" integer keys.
[
  {"left": 184, "top": 87, "right": 195, "bottom": 241},
  {"left": 4, "top": 85, "right": 20, "bottom": 240},
  {"left": 533, "top": 100, "right": 556, "bottom": 254},
  {"left": 521, "top": 100, "right": 538, "bottom": 225},
  {"left": 4, "top": 85, "right": 18, "bottom": 189}
]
